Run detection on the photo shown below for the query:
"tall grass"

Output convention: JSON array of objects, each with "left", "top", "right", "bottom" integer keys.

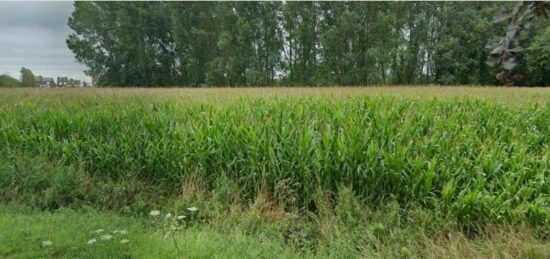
[{"left": 1, "top": 91, "right": 549, "bottom": 231}]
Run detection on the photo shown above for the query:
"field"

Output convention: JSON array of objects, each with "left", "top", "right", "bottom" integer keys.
[{"left": 1, "top": 87, "right": 549, "bottom": 258}]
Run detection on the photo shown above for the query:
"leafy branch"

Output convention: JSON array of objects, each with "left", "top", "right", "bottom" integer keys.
[{"left": 487, "top": 1, "right": 550, "bottom": 85}]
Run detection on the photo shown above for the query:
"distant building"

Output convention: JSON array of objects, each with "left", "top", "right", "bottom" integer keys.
[
  {"left": 34, "top": 75, "right": 84, "bottom": 87},
  {"left": 57, "top": 77, "right": 81, "bottom": 87},
  {"left": 57, "top": 77, "right": 68, "bottom": 86},
  {"left": 35, "top": 76, "right": 55, "bottom": 87}
]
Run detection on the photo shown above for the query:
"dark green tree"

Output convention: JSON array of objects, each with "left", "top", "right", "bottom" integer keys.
[
  {"left": 66, "top": 1, "right": 550, "bottom": 87},
  {"left": 20, "top": 67, "right": 37, "bottom": 87},
  {"left": 0, "top": 74, "right": 21, "bottom": 87},
  {"left": 487, "top": 1, "right": 550, "bottom": 85},
  {"left": 283, "top": 2, "right": 321, "bottom": 85},
  {"left": 525, "top": 27, "right": 550, "bottom": 86}
]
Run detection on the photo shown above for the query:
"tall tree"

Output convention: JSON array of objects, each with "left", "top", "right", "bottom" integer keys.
[
  {"left": 525, "top": 27, "right": 550, "bottom": 86},
  {"left": 67, "top": 1, "right": 550, "bottom": 87},
  {"left": 20, "top": 67, "right": 37, "bottom": 87},
  {"left": 283, "top": 2, "right": 321, "bottom": 85}
]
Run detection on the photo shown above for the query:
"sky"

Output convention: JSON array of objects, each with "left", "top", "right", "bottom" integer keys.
[{"left": 0, "top": 1, "right": 90, "bottom": 82}]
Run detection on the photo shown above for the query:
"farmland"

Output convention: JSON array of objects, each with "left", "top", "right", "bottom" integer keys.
[{"left": 1, "top": 87, "right": 550, "bottom": 258}]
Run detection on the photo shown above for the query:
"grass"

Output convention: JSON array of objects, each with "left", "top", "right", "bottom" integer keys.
[
  {"left": 0, "top": 86, "right": 549, "bottom": 258},
  {"left": 0, "top": 206, "right": 303, "bottom": 258},
  {"left": 1, "top": 204, "right": 549, "bottom": 258}
]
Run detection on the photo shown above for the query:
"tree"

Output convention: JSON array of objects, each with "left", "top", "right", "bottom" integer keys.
[
  {"left": 0, "top": 74, "right": 21, "bottom": 87},
  {"left": 282, "top": 2, "right": 322, "bottom": 85},
  {"left": 169, "top": 2, "right": 217, "bottom": 86},
  {"left": 67, "top": 2, "right": 119, "bottom": 86},
  {"left": 20, "top": 67, "right": 37, "bottom": 87},
  {"left": 525, "top": 27, "right": 550, "bottom": 86},
  {"left": 66, "top": 1, "right": 550, "bottom": 87},
  {"left": 67, "top": 2, "right": 178, "bottom": 87},
  {"left": 432, "top": 2, "right": 502, "bottom": 85},
  {"left": 487, "top": 1, "right": 550, "bottom": 85}
]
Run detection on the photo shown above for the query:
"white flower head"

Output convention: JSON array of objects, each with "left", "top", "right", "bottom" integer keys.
[
  {"left": 165, "top": 213, "right": 172, "bottom": 218},
  {"left": 95, "top": 229, "right": 105, "bottom": 234},
  {"left": 120, "top": 239, "right": 129, "bottom": 244},
  {"left": 118, "top": 230, "right": 128, "bottom": 235},
  {"left": 112, "top": 230, "right": 119, "bottom": 234},
  {"left": 87, "top": 239, "right": 97, "bottom": 245},
  {"left": 187, "top": 207, "right": 198, "bottom": 212},
  {"left": 176, "top": 215, "right": 186, "bottom": 220},
  {"left": 150, "top": 210, "right": 161, "bottom": 216},
  {"left": 42, "top": 240, "right": 53, "bottom": 247},
  {"left": 100, "top": 234, "right": 113, "bottom": 240}
]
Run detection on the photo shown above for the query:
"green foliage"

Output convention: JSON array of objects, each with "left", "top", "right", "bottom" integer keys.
[
  {"left": 67, "top": 2, "right": 550, "bottom": 87},
  {"left": 1, "top": 89, "right": 550, "bottom": 258},
  {"left": 67, "top": 2, "right": 283, "bottom": 87},
  {"left": 0, "top": 74, "right": 21, "bottom": 87},
  {"left": 434, "top": 3, "right": 501, "bottom": 85},
  {"left": 1, "top": 91, "right": 549, "bottom": 231},
  {"left": 526, "top": 27, "right": 550, "bottom": 85},
  {"left": 1, "top": 202, "right": 549, "bottom": 258},
  {"left": 20, "top": 67, "right": 37, "bottom": 87},
  {"left": 0, "top": 207, "right": 305, "bottom": 258},
  {"left": 0, "top": 151, "right": 170, "bottom": 212},
  {"left": 487, "top": 1, "right": 550, "bottom": 85}
]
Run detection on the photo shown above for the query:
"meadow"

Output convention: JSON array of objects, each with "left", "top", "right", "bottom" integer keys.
[{"left": 1, "top": 87, "right": 549, "bottom": 258}]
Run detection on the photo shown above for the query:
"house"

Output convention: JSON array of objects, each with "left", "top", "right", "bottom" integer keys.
[
  {"left": 57, "top": 77, "right": 68, "bottom": 86},
  {"left": 57, "top": 77, "right": 81, "bottom": 87},
  {"left": 35, "top": 76, "right": 55, "bottom": 87}
]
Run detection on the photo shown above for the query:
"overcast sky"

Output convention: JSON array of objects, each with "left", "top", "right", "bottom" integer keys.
[{"left": 0, "top": 1, "right": 90, "bottom": 82}]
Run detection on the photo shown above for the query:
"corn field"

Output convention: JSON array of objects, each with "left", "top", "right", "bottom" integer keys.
[{"left": 1, "top": 88, "right": 549, "bottom": 229}]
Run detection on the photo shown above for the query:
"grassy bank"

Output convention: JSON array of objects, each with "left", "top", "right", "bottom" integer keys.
[
  {"left": 1, "top": 87, "right": 549, "bottom": 257},
  {"left": 2, "top": 204, "right": 549, "bottom": 258}
]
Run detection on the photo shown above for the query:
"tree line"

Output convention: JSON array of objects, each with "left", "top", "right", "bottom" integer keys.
[
  {"left": 0, "top": 67, "right": 37, "bottom": 88},
  {"left": 67, "top": 2, "right": 550, "bottom": 87}
]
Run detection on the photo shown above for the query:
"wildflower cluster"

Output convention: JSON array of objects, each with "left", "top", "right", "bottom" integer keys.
[
  {"left": 42, "top": 240, "right": 53, "bottom": 247},
  {"left": 39, "top": 207, "right": 198, "bottom": 250},
  {"left": 149, "top": 207, "right": 199, "bottom": 238},
  {"left": 40, "top": 228, "right": 130, "bottom": 249},
  {"left": 148, "top": 207, "right": 199, "bottom": 256},
  {"left": 88, "top": 228, "right": 129, "bottom": 245}
]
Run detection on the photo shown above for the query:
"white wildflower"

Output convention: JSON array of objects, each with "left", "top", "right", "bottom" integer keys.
[
  {"left": 87, "top": 239, "right": 97, "bottom": 245},
  {"left": 42, "top": 240, "right": 53, "bottom": 247},
  {"left": 95, "top": 229, "right": 105, "bottom": 234},
  {"left": 100, "top": 234, "right": 113, "bottom": 240},
  {"left": 112, "top": 230, "right": 119, "bottom": 234},
  {"left": 165, "top": 213, "right": 172, "bottom": 218},
  {"left": 118, "top": 230, "right": 128, "bottom": 235},
  {"left": 176, "top": 215, "right": 186, "bottom": 220},
  {"left": 149, "top": 210, "right": 161, "bottom": 216},
  {"left": 120, "top": 239, "right": 129, "bottom": 244},
  {"left": 187, "top": 207, "right": 198, "bottom": 212}
]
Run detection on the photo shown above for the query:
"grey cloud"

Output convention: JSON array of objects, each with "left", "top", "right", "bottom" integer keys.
[
  {"left": 0, "top": 2, "right": 74, "bottom": 31},
  {"left": 0, "top": 1, "right": 89, "bottom": 82}
]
